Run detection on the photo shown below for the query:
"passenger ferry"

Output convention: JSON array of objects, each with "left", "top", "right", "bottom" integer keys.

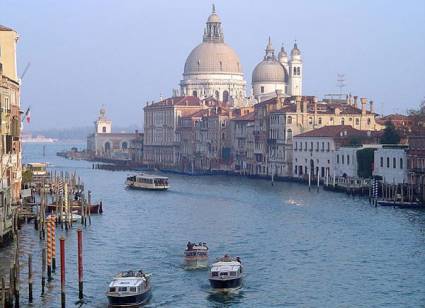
[
  {"left": 209, "top": 255, "right": 243, "bottom": 291},
  {"left": 184, "top": 242, "right": 208, "bottom": 269},
  {"left": 125, "top": 173, "right": 169, "bottom": 190},
  {"left": 106, "top": 270, "right": 152, "bottom": 307}
]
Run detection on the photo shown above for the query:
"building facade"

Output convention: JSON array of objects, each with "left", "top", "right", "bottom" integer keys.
[
  {"left": 0, "top": 25, "right": 21, "bottom": 243},
  {"left": 87, "top": 108, "right": 143, "bottom": 161},
  {"left": 373, "top": 146, "right": 408, "bottom": 184}
]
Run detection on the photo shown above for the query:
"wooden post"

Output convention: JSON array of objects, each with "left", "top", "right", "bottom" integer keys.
[
  {"left": 52, "top": 217, "right": 56, "bottom": 273},
  {"left": 47, "top": 216, "right": 52, "bottom": 282},
  {"left": 77, "top": 228, "right": 83, "bottom": 301},
  {"left": 87, "top": 191, "right": 91, "bottom": 225},
  {"left": 60, "top": 236, "right": 65, "bottom": 308},
  {"left": 308, "top": 168, "right": 311, "bottom": 191},
  {"left": 9, "top": 265, "right": 14, "bottom": 307},
  {"left": 317, "top": 170, "right": 320, "bottom": 192},
  {"left": 1, "top": 277, "right": 5, "bottom": 308},
  {"left": 28, "top": 255, "right": 33, "bottom": 303},
  {"left": 14, "top": 243, "right": 19, "bottom": 308},
  {"left": 41, "top": 246, "right": 46, "bottom": 296}
]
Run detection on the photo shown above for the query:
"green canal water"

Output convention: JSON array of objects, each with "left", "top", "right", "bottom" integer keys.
[{"left": 1, "top": 143, "right": 425, "bottom": 307}]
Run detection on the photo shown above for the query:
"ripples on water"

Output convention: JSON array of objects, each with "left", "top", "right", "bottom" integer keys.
[{"left": 0, "top": 143, "right": 424, "bottom": 307}]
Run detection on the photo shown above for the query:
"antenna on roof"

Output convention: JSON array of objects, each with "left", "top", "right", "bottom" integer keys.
[{"left": 337, "top": 73, "right": 346, "bottom": 98}]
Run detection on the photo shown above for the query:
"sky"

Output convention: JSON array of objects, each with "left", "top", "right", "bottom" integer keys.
[{"left": 1, "top": 0, "right": 425, "bottom": 130}]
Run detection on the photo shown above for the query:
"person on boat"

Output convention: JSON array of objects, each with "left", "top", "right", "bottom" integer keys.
[
  {"left": 236, "top": 257, "right": 241, "bottom": 263},
  {"left": 187, "top": 241, "right": 192, "bottom": 250}
]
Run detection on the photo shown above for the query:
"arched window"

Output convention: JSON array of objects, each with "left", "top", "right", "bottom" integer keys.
[
  {"left": 287, "top": 129, "right": 292, "bottom": 141},
  {"left": 341, "top": 118, "right": 345, "bottom": 125},
  {"left": 297, "top": 67, "right": 301, "bottom": 75},
  {"left": 318, "top": 117, "right": 322, "bottom": 125},
  {"left": 293, "top": 67, "right": 297, "bottom": 75},
  {"left": 215, "top": 90, "right": 220, "bottom": 100},
  {"left": 102, "top": 126, "right": 107, "bottom": 133},
  {"left": 355, "top": 118, "right": 360, "bottom": 125},
  {"left": 223, "top": 90, "right": 229, "bottom": 103},
  {"left": 192, "top": 90, "right": 198, "bottom": 97},
  {"left": 122, "top": 141, "right": 128, "bottom": 150},
  {"left": 104, "top": 142, "right": 111, "bottom": 152},
  {"left": 367, "top": 118, "right": 371, "bottom": 125},
  {"left": 287, "top": 116, "right": 292, "bottom": 124},
  {"left": 393, "top": 157, "right": 396, "bottom": 168}
]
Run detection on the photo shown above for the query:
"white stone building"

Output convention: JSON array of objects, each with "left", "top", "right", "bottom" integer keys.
[
  {"left": 373, "top": 146, "right": 408, "bottom": 184},
  {"left": 180, "top": 5, "right": 246, "bottom": 106},
  {"left": 252, "top": 38, "right": 303, "bottom": 102}
]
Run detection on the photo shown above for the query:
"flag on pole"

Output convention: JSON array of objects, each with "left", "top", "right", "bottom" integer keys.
[{"left": 22, "top": 107, "right": 30, "bottom": 124}]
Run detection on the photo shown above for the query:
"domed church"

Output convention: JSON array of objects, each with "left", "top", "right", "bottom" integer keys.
[
  {"left": 252, "top": 38, "right": 303, "bottom": 102},
  {"left": 180, "top": 5, "right": 247, "bottom": 107}
]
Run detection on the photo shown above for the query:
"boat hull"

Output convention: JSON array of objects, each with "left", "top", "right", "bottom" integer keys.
[
  {"left": 126, "top": 183, "right": 168, "bottom": 191},
  {"left": 107, "top": 289, "right": 151, "bottom": 307},
  {"left": 209, "top": 277, "right": 242, "bottom": 290},
  {"left": 184, "top": 257, "right": 208, "bottom": 269}
]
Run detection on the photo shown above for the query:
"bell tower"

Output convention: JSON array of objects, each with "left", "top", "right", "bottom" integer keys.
[
  {"left": 289, "top": 42, "right": 303, "bottom": 96},
  {"left": 95, "top": 106, "right": 112, "bottom": 134}
]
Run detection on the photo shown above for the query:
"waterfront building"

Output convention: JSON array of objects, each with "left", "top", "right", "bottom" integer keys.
[
  {"left": 252, "top": 95, "right": 383, "bottom": 178},
  {"left": 407, "top": 135, "right": 425, "bottom": 201},
  {"left": 143, "top": 96, "right": 206, "bottom": 168},
  {"left": 180, "top": 5, "right": 246, "bottom": 107},
  {"left": 230, "top": 112, "right": 255, "bottom": 174},
  {"left": 0, "top": 25, "right": 21, "bottom": 243},
  {"left": 373, "top": 145, "right": 408, "bottom": 184},
  {"left": 252, "top": 38, "right": 303, "bottom": 102},
  {"left": 87, "top": 107, "right": 143, "bottom": 161},
  {"left": 292, "top": 125, "right": 376, "bottom": 180}
]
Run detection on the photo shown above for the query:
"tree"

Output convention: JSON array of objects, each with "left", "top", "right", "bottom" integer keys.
[
  {"left": 380, "top": 121, "right": 401, "bottom": 144},
  {"left": 357, "top": 148, "right": 376, "bottom": 178}
]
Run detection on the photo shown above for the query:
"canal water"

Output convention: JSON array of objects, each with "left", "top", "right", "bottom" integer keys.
[{"left": 1, "top": 143, "right": 425, "bottom": 307}]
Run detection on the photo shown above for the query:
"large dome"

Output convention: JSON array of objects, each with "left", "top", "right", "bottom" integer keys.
[
  {"left": 252, "top": 60, "right": 287, "bottom": 83},
  {"left": 183, "top": 42, "right": 243, "bottom": 76}
]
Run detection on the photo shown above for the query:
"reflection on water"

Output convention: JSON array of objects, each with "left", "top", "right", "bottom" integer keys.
[{"left": 0, "top": 143, "right": 424, "bottom": 307}]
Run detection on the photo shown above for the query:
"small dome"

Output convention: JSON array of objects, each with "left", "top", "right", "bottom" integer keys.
[
  {"left": 207, "top": 13, "right": 221, "bottom": 23},
  {"left": 252, "top": 60, "right": 287, "bottom": 83},
  {"left": 291, "top": 42, "right": 301, "bottom": 56},
  {"left": 278, "top": 45, "right": 288, "bottom": 59},
  {"left": 184, "top": 42, "right": 243, "bottom": 75}
]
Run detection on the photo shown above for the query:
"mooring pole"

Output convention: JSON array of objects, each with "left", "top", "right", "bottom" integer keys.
[
  {"left": 41, "top": 246, "right": 46, "bottom": 296},
  {"left": 47, "top": 217, "right": 52, "bottom": 282},
  {"left": 60, "top": 236, "right": 65, "bottom": 308},
  {"left": 1, "top": 277, "right": 5, "bottom": 308},
  {"left": 77, "top": 228, "right": 84, "bottom": 301},
  {"left": 52, "top": 217, "right": 56, "bottom": 273},
  {"left": 28, "top": 254, "right": 33, "bottom": 303}
]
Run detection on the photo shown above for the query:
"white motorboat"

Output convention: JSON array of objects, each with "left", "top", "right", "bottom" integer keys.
[
  {"left": 209, "top": 255, "right": 243, "bottom": 291},
  {"left": 126, "top": 173, "right": 169, "bottom": 190},
  {"left": 106, "top": 270, "right": 152, "bottom": 307}
]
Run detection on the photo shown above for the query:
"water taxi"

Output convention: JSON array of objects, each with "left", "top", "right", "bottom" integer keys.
[
  {"left": 106, "top": 270, "right": 152, "bottom": 307},
  {"left": 184, "top": 242, "right": 208, "bottom": 269},
  {"left": 125, "top": 173, "right": 169, "bottom": 190},
  {"left": 209, "top": 255, "right": 243, "bottom": 291}
]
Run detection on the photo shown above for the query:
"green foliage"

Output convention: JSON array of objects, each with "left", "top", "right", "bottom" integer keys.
[
  {"left": 22, "top": 169, "right": 33, "bottom": 184},
  {"left": 356, "top": 148, "right": 376, "bottom": 178},
  {"left": 380, "top": 121, "right": 401, "bottom": 144}
]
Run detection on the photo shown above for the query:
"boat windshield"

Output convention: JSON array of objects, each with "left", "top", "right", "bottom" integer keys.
[{"left": 154, "top": 178, "right": 168, "bottom": 186}]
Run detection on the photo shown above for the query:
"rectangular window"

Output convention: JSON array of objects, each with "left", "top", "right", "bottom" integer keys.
[
  {"left": 400, "top": 158, "right": 403, "bottom": 169},
  {"left": 342, "top": 155, "right": 345, "bottom": 164},
  {"left": 387, "top": 157, "right": 390, "bottom": 168},
  {"left": 118, "top": 287, "right": 127, "bottom": 292},
  {"left": 393, "top": 157, "right": 396, "bottom": 168},
  {"left": 380, "top": 157, "right": 383, "bottom": 167},
  {"left": 337, "top": 154, "right": 340, "bottom": 164},
  {"left": 347, "top": 155, "right": 350, "bottom": 165},
  {"left": 130, "top": 287, "right": 137, "bottom": 292}
]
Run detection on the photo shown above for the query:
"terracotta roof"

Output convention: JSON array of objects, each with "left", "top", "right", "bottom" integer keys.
[
  {"left": 232, "top": 112, "right": 255, "bottom": 121},
  {"left": 146, "top": 96, "right": 202, "bottom": 108},
  {"left": 0, "top": 25, "right": 14, "bottom": 31},
  {"left": 294, "top": 125, "right": 368, "bottom": 138}
]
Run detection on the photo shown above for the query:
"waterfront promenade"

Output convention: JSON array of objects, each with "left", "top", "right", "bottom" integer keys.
[{"left": 1, "top": 143, "right": 425, "bottom": 307}]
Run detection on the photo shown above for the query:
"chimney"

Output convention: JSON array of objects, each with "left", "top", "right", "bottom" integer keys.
[
  {"left": 369, "top": 100, "right": 374, "bottom": 113},
  {"left": 361, "top": 97, "right": 367, "bottom": 115},
  {"left": 313, "top": 97, "right": 318, "bottom": 115},
  {"left": 353, "top": 96, "right": 358, "bottom": 108},
  {"left": 295, "top": 96, "right": 301, "bottom": 113}
]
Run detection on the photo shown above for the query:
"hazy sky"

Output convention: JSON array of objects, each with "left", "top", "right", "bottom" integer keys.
[{"left": 2, "top": 0, "right": 425, "bottom": 130}]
